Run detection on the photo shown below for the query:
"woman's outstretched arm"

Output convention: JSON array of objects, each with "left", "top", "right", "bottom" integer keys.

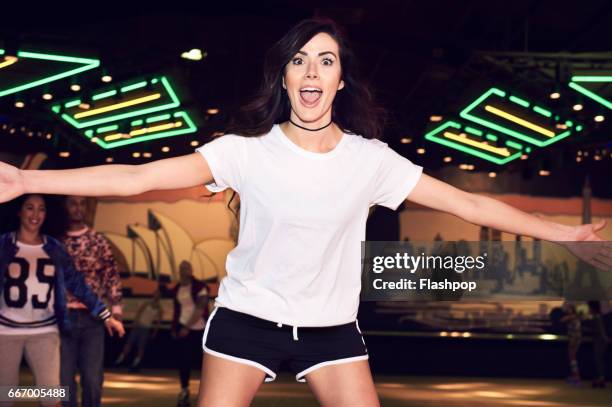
[
  {"left": 0, "top": 152, "right": 213, "bottom": 202},
  {"left": 406, "top": 173, "right": 606, "bottom": 242}
]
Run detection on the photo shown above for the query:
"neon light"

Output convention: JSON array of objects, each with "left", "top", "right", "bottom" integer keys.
[
  {"left": 485, "top": 105, "right": 555, "bottom": 137},
  {"left": 131, "top": 120, "right": 144, "bottom": 126},
  {"left": 424, "top": 121, "right": 522, "bottom": 165},
  {"left": 96, "top": 125, "right": 119, "bottom": 134},
  {"left": 52, "top": 106, "right": 60, "bottom": 113},
  {"left": 486, "top": 134, "right": 497, "bottom": 142},
  {"left": 74, "top": 94, "right": 161, "bottom": 119},
  {"left": 82, "top": 111, "right": 197, "bottom": 149},
  {"left": 571, "top": 76, "right": 612, "bottom": 82},
  {"left": 565, "top": 120, "right": 573, "bottom": 127},
  {"left": 532, "top": 106, "right": 552, "bottom": 118},
  {"left": 146, "top": 113, "right": 171, "bottom": 123},
  {"left": 104, "top": 134, "right": 125, "bottom": 142},
  {"left": 92, "top": 90, "right": 117, "bottom": 101},
  {"left": 0, "top": 51, "right": 99, "bottom": 98},
  {"left": 130, "top": 121, "right": 181, "bottom": 136},
  {"left": 443, "top": 132, "right": 510, "bottom": 156},
  {"left": 0, "top": 56, "right": 18, "bottom": 69},
  {"left": 55, "top": 76, "right": 181, "bottom": 128},
  {"left": 65, "top": 100, "right": 81, "bottom": 108},
  {"left": 509, "top": 96, "right": 529, "bottom": 108},
  {"left": 121, "top": 81, "right": 148, "bottom": 93},
  {"left": 569, "top": 82, "right": 612, "bottom": 110},
  {"left": 460, "top": 87, "right": 576, "bottom": 147},
  {"left": 506, "top": 140, "right": 523, "bottom": 150},
  {"left": 464, "top": 126, "right": 483, "bottom": 136},
  {"left": 576, "top": 125, "right": 583, "bottom": 131}
]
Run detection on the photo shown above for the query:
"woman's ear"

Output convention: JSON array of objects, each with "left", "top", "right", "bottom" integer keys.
[
  {"left": 338, "top": 79, "right": 345, "bottom": 91},
  {"left": 282, "top": 77, "right": 287, "bottom": 90}
]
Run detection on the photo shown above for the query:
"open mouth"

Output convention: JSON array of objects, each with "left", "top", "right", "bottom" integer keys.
[{"left": 299, "top": 87, "right": 322, "bottom": 105}]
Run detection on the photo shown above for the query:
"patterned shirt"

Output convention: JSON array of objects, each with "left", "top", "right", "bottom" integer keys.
[{"left": 62, "top": 227, "right": 123, "bottom": 315}]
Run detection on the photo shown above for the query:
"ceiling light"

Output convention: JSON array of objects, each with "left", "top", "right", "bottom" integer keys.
[
  {"left": 572, "top": 103, "right": 583, "bottom": 111},
  {"left": 101, "top": 74, "right": 112, "bottom": 83},
  {"left": 400, "top": 137, "right": 412, "bottom": 144},
  {"left": 190, "top": 140, "right": 199, "bottom": 147},
  {"left": 71, "top": 83, "right": 81, "bottom": 92},
  {"left": 488, "top": 172, "right": 496, "bottom": 178},
  {"left": 539, "top": 170, "right": 550, "bottom": 176},
  {"left": 106, "top": 157, "right": 114, "bottom": 163},
  {"left": 59, "top": 151, "right": 70, "bottom": 158},
  {"left": 161, "top": 146, "right": 170, "bottom": 153},
  {"left": 594, "top": 114, "right": 605, "bottom": 122},
  {"left": 132, "top": 152, "right": 141, "bottom": 158},
  {"left": 416, "top": 148, "right": 425, "bottom": 154},
  {"left": 15, "top": 101, "right": 25, "bottom": 108},
  {"left": 206, "top": 108, "right": 219, "bottom": 115},
  {"left": 181, "top": 48, "right": 204, "bottom": 61},
  {"left": 549, "top": 91, "right": 560, "bottom": 100},
  {"left": 42, "top": 93, "right": 53, "bottom": 100},
  {"left": 429, "top": 115, "right": 443, "bottom": 122},
  {"left": 443, "top": 156, "right": 452, "bottom": 163}
]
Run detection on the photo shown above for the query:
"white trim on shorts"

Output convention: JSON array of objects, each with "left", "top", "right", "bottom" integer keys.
[
  {"left": 295, "top": 354, "right": 370, "bottom": 383},
  {"left": 201, "top": 307, "right": 278, "bottom": 382}
]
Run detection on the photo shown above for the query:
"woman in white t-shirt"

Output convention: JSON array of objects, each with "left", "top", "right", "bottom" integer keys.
[{"left": 0, "top": 18, "right": 610, "bottom": 407}]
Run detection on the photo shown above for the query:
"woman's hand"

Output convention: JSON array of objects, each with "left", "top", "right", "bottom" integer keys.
[
  {"left": 563, "top": 220, "right": 612, "bottom": 271},
  {"left": 0, "top": 162, "right": 24, "bottom": 203},
  {"left": 105, "top": 316, "right": 126, "bottom": 337}
]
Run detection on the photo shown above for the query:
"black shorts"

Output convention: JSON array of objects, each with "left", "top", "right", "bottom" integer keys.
[{"left": 202, "top": 307, "right": 369, "bottom": 382}]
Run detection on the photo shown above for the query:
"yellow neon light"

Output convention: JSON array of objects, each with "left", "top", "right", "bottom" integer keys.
[
  {"left": 484, "top": 105, "right": 555, "bottom": 138},
  {"left": 0, "top": 56, "right": 18, "bottom": 69},
  {"left": 103, "top": 121, "right": 183, "bottom": 141},
  {"left": 129, "top": 121, "right": 182, "bottom": 136},
  {"left": 74, "top": 93, "right": 162, "bottom": 119},
  {"left": 443, "top": 131, "right": 510, "bottom": 157},
  {"left": 103, "top": 133, "right": 127, "bottom": 141}
]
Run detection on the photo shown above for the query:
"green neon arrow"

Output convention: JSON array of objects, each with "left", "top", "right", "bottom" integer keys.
[
  {"left": 460, "top": 87, "right": 579, "bottom": 147},
  {"left": 0, "top": 49, "right": 100, "bottom": 98}
]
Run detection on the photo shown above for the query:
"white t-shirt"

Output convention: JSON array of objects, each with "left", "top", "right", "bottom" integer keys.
[
  {"left": 177, "top": 284, "right": 207, "bottom": 330},
  {"left": 196, "top": 124, "right": 422, "bottom": 327},
  {"left": 0, "top": 242, "right": 58, "bottom": 335}
]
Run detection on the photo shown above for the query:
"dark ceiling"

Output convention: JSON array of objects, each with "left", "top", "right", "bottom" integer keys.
[{"left": 1, "top": 0, "right": 611, "bottom": 198}]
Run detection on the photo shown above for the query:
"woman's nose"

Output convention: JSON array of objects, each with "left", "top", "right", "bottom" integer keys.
[{"left": 305, "top": 63, "right": 319, "bottom": 79}]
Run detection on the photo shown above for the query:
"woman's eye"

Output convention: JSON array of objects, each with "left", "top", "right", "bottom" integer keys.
[
  {"left": 322, "top": 58, "right": 334, "bottom": 66},
  {"left": 292, "top": 57, "right": 303, "bottom": 65}
]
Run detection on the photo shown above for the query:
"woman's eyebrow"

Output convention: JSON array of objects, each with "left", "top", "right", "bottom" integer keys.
[{"left": 296, "top": 50, "right": 338, "bottom": 58}]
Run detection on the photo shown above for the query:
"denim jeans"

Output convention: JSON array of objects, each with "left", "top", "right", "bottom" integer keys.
[{"left": 60, "top": 310, "right": 105, "bottom": 407}]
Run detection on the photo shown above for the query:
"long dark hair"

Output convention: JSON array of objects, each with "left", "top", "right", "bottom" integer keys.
[
  {"left": 226, "top": 18, "right": 386, "bottom": 139},
  {"left": 0, "top": 194, "right": 65, "bottom": 238}
]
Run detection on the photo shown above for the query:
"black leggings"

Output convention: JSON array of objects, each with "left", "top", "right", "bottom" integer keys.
[{"left": 176, "top": 328, "right": 204, "bottom": 389}]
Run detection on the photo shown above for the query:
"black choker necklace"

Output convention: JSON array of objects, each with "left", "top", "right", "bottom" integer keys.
[{"left": 289, "top": 118, "right": 333, "bottom": 132}]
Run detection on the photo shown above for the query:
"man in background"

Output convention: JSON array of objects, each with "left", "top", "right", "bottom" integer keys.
[{"left": 60, "top": 196, "right": 123, "bottom": 407}]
